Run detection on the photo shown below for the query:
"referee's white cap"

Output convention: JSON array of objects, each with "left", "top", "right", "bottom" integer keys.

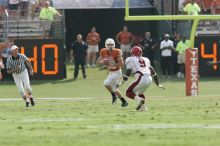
[{"left": 10, "top": 45, "right": 19, "bottom": 51}]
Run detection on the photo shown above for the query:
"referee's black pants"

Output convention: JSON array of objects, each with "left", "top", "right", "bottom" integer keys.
[
  {"left": 74, "top": 58, "right": 86, "bottom": 79},
  {"left": 161, "top": 56, "right": 172, "bottom": 76}
]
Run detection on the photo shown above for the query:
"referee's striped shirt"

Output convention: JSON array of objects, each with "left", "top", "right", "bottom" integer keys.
[{"left": 6, "top": 53, "right": 29, "bottom": 74}]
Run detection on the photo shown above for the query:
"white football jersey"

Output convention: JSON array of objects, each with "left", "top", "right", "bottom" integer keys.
[{"left": 125, "top": 56, "right": 151, "bottom": 75}]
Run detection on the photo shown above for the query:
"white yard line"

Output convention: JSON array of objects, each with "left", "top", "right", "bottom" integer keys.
[
  {"left": 21, "top": 118, "right": 220, "bottom": 129},
  {"left": 23, "top": 118, "right": 88, "bottom": 122},
  {"left": 0, "top": 97, "right": 109, "bottom": 102},
  {"left": 86, "top": 124, "right": 220, "bottom": 129},
  {"left": 0, "top": 96, "right": 161, "bottom": 102},
  {"left": 0, "top": 94, "right": 220, "bottom": 102}
]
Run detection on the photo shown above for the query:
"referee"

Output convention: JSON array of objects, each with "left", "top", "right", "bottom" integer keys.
[{"left": 6, "top": 45, "right": 35, "bottom": 107}]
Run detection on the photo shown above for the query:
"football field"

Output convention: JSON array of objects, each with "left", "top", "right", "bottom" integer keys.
[{"left": 0, "top": 65, "right": 220, "bottom": 146}]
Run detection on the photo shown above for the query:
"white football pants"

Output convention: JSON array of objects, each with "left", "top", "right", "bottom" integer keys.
[{"left": 103, "top": 70, "right": 122, "bottom": 91}]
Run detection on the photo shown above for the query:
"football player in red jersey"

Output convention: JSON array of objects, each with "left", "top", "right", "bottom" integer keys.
[{"left": 97, "top": 38, "right": 128, "bottom": 107}]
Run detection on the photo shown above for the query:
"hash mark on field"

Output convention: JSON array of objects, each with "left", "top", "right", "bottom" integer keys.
[{"left": 23, "top": 118, "right": 87, "bottom": 122}]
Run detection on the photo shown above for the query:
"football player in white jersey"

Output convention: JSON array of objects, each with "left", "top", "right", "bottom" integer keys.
[{"left": 122, "top": 46, "right": 164, "bottom": 111}]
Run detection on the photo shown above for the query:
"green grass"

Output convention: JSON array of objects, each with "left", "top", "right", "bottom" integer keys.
[{"left": 0, "top": 65, "right": 220, "bottom": 146}]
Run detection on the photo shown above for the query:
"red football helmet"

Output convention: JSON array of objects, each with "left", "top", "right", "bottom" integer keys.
[{"left": 131, "top": 46, "right": 142, "bottom": 57}]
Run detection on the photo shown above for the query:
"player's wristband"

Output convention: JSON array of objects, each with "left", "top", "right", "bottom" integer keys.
[{"left": 123, "top": 75, "right": 129, "bottom": 81}]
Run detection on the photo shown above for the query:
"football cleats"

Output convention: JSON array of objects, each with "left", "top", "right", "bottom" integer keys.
[
  {"left": 131, "top": 46, "right": 142, "bottom": 57},
  {"left": 105, "top": 38, "right": 115, "bottom": 51}
]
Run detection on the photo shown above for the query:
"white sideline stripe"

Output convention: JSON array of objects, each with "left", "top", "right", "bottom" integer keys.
[{"left": 86, "top": 124, "right": 220, "bottom": 129}]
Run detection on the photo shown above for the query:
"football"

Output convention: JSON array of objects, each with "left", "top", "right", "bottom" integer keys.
[{"left": 102, "top": 58, "right": 109, "bottom": 66}]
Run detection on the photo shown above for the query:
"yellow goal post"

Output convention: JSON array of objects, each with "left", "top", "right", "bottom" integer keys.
[{"left": 124, "top": 0, "right": 220, "bottom": 48}]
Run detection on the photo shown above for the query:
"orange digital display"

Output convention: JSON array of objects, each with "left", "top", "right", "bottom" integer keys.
[
  {"left": 42, "top": 44, "right": 59, "bottom": 75},
  {"left": 16, "top": 39, "right": 65, "bottom": 79},
  {"left": 200, "top": 42, "right": 217, "bottom": 70},
  {"left": 21, "top": 44, "right": 59, "bottom": 75},
  {"left": 195, "top": 35, "right": 220, "bottom": 76}
]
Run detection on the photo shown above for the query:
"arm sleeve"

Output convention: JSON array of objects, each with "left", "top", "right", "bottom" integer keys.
[
  {"left": 21, "top": 54, "right": 29, "bottom": 62},
  {"left": 149, "top": 66, "right": 160, "bottom": 86},
  {"left": 51, "top": 7, "right": 58, "bottom": 15},
  {"left": 149, "top": 66, "right": 156, "bottom": 76}
]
